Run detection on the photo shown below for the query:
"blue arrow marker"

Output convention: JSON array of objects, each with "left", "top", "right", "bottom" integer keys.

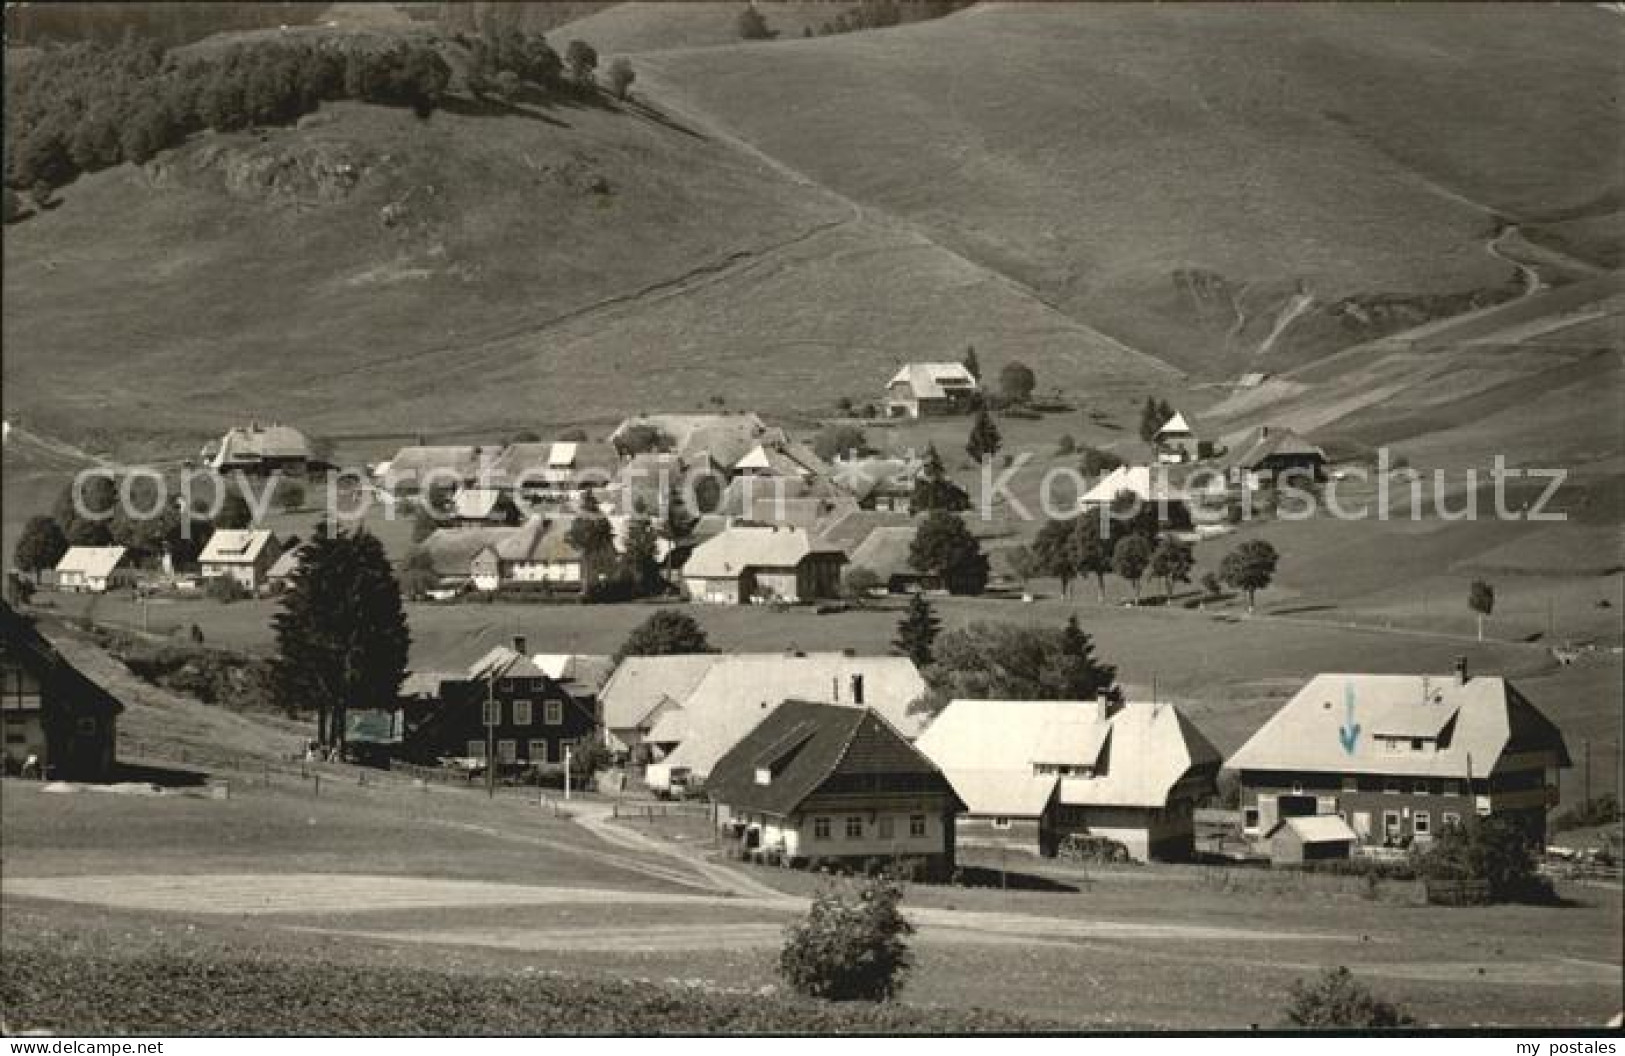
[{"left": 1338, "top": 681, "right": 1361, "bottom": 755}]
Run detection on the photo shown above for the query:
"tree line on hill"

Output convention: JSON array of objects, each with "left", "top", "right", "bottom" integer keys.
[
  {"left": 738, "top": 0, "right": 972, "bottom": 41},
  {"left": 4, "top": 2, "right": 324, "bottom": 48},
  {"left": 5, "top": 21, "right": 628, "bottom": 208}
]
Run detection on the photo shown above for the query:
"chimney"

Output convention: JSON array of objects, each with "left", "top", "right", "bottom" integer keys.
[
  {"left": 851, "top": 673, "right": 865, "bottom": 705},
  {"left": 1455, "top": 656, "right": 1468, "bottom": 685},
  {"left": 513, "top": 635, "right": 528, "bottom": 656},
  {"left": 1258, "top": 426, "right": 1271, "bottom": 440}
]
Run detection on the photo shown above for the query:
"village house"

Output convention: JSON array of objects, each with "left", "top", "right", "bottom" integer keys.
[
  {"left": 598, "top": 654, "right": 721, "bottom": 761},
  {"left": 53, "top": 547, "right": 132, "bottom": 594},
  {"left": 1, "top": 600, "right": 122, "bottom": 780},
  {"left": 714, "top": 477, "right": 859, "bottom": 531},
  {"left": 884, "top": 362, "right": 980, "bottom": 418},
  {"left": 731, "top": 438, "right": 832, "bottom": 483},
  {"left": 844, "top": 526, "right": 932, "bottom": 594},
  {"left": 706, "top": 699, "right": 964, "bottom": 878},
  {"left": 915, "top": 697, "right": 1221, "bottom": 861},
  {"left": 378, "top": 445, "right": 495, "bottom": 497},
  {"left": 203, "top": 422, "right": 314, "bottom": 475},
  {"left": 1266, "top": 814, "right": 1361, "bottom": 866},
  {"left": 1154, "top": 410, "right": 1206, "bottom": 464},
  {"left": 450, "top": 487, "right": 522, "bottom": 527},
  {"left": 401, "top": 637, "right": 599, "bottom": 769},
  {"left": 489, "top": 441, "right": 618, "bottom": 506},
  {"left": 265, "top": 548, "right": 302, "bottom": 592},
  {"left": 1225, "top": 426, "right": 1328, "bottom": 488},
  {"left": 1226, "top": 662, "right": 1571, "bottom": 850},
  {"left": 682, "top": 525, "right": 846, "bottom": 605},
  {"left": 609, "top": 413, "right": 775, "bottom": 470},
  {"left": 831, "top": 454, "right": 922, "bottom": 511},
  {"left": 636, "top": 651, "right": 929, "bottom": 795},
  {"left": 198, "top": 529, "right": 283, "bottom": 593},
  {"left": 1078, "top": 465, "right": 1203, "bottom": 530}
]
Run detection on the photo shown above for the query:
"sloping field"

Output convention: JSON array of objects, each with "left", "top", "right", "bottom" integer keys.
[
  {"left": 2, "top": 88, "right": 1172, "bottom": 451},
  {"left": 636, "top": 2, "right": 1624, "bottom": 373}
]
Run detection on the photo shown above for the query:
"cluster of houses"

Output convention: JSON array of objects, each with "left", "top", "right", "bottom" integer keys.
[
  {"left": 48, "top": 529, "right": 301, "bottom": 597},
  {"left": 1, "top": 570, "right": 1574, "bottom": 876}
]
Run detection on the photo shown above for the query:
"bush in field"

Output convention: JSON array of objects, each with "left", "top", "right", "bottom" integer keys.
[
  {"left": 614, "top": 609, "right": 713, "bottom": 662},
  {"left": 1410, "top": 814, "right": 1553, "bottom": 904},
  {"left": 206, "top": 576, "right": 247, "bottom": 604},
  {"left": 1281, "top": 967, "right": 1415, "bottom": 1028},
  {"left": 779, "top": 873, "right": 914, "bottom": 1002},
  {"left": 813, "top": 423, "right": 871, "bottom": 463},
  {"left": 605, "top": 57, "right": 635, "bottom": 99}
]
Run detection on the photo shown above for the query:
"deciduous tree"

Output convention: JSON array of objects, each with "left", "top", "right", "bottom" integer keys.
[
  {"left": 1148, "top": 536, "right": 1194, "bottom": 602},
  {"left": 1112, "top": 533, "right": 1153, "bottom": 602},
  {"left": 13, "top": 516, "right": 68, "bottom": 573},
  {"left": 615, "top": 609, "right": 713, "bottom": 662},
  {"left": 908, "top": 510, "right": 988, "bottom": 595},
  {"left": 1219, "top": 538, "right": 1279, "bottom": 613}
]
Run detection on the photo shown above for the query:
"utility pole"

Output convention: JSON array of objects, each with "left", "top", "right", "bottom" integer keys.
[
  {"left": 1584, "top": 738, "right": 1591, "bottom": 806},
  {"left": 564, "top": 744, "right": 573, "bottom": 801}
]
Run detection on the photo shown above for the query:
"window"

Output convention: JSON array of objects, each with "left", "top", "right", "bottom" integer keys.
[
  {"left": 513, "top": 700, "right": 533, "bottom": 726},
  {"left": 813, "top": 817, "right": 831, "bottom": 841},
  {"left": 544, "top": 700, "right": 563, "bottom": 726},
  {"left": 1413, "top": 780, "right": 1429, "bottom": 795},
  {"left": 1290, "top": 781, "right": 1305, "bottom": 795},
  {"left": 1383, "top": 810, "right": 1401, "bottom": 837},
  {"left": 466, "top": 739, "right": 486, "bottom": 759},
  {"left": 497, "top": 739, "right": 517, "bottom": 763},
  {"left": 1413, "top": 811, "right": 1431, "bottom": 838},
  {"left": 1410, "top": 738, "right": 1425, "bottom": 752},
  {"left": 528, "top": 739, "right": 548, "bottom": 762},
  {"left": 1243, "top": 807, "right": 1260, "bottom": 831},
  {"left": 559, "top": 739, "right": 577, "bottom": 763},
  {"left": 754, "top": 767, "right": 772, "bottom": 786},
  {"left": 878, "top": 817, "right": 895, "bottom": 840},
  {"left": 909, "top": 815, "right": 926, "bottom": 838},
  {"left": 992, "top": 816, "right": 1012, "bottom": 830},
  {"left": 1342, "top": 775, "right": 1359, "bottom": 792},
  {"left": 1383, "top": 778, "right": 1401, "bottom": 795},
  {"left": 482, "top": 699, "right": 500, "bottom": 726},
  {"left": 845, "top": 816, "right": 864, "bottom": 840},
  {"left": 1441, "top": 812, "right": 1462, "bottom": 830}
]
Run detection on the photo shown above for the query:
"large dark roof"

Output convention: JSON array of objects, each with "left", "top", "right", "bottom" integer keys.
[
  {"left": 705, "top": 699, "right": 957, "bottom": 817},
  {"left": 0, "top": 601, "right": 123, "bottom": 716}
]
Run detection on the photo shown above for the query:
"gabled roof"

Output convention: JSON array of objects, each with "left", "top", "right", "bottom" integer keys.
[
  {"left": 266, "top": 548, "right": 302, "bottom": 580},
  {"left": 599, "top": 654, "right": 722, "bottom": 733},
  {"left": 400, "top": 670, "right": 459, "bottom": 699},
  {"left": 705, "top": 700, "right": 957, "bottom": 818},
  {"left": 658, "top": 653, "right": 928, "bottom": 778},
  {"left": 1226, "top": 673, "right": 1571, "bottom": 778},
  {"left": 830, "top": 455, "right": 922, "bottom": 501},
  {"left": 1228, "top": 427, "right": 1327, "bottom": 470},
  {"left": 419, "top": 527, "right": 515, "bottom": 577},
  {"left": 531, "top": 653, "right": 615, "bottom": 690},
  {"left": 1155, "top": 411, "right": 1195, "bottom": 438},
  {"left": 379, "top": 446, "right": 494, "bottom": 490},
  {"left": 733, "top": 440, "right": 832, "bottom": 480},
  {"left": 683, "top": 526, "right": 844, "bottom": 579},
  {"left": 715, "top": 477, "right": 858, "bottom": 529},
  {"left": 489, "top": 441, "right": 618, "bottom": 489},
  {"left": 211, "top": 423, "right": 311, "bottom": 465},
  {"left": 55, "top": 547, "right": 128, "bottom": 579},
  {"left": 845, "top": 526, "right": 921, "bottom": 581},
  {"left": 1269, "top": 814, "right": 1358, "bottom": 844},
  {"left": 610, "top": 414, "right": 772, "bottom": 467},
  {"left": 0, "top": 600, "right": 123, "bottom": 717},
  {"left": 812, "top": 508, "right": 916, "bottom": 554},
  {"left": 452, "top": 488, "right": 509, "bottom": 521},
  {"left": 466, "top": 645, "right": 549, "bottom": 682},
  {"left": 1079, "top": 465, "right": 1190, "bottom": 506},
  {"left": 887, "top": 362, "right": 979, "bottom": 399},
  {"left": 916, "top": 698, "right": 1220, "bottom": 812},
  {"left": 198, "top": 529, "right": 277, "bottom": 565}
]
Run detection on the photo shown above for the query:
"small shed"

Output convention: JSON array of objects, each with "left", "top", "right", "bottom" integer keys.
[{"left": 1267, "top": 814, "right": 1358, "bottom": 866}]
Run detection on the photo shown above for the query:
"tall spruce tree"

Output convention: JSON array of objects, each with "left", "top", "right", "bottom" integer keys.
[
  {"left": 966, "top": 404, "right": 1002, "bottom": 463},
  {"left": 892, "top": 591, "right": 942, "bottom": 667},
  {"left": 908, "top": 443, "right": 970, "bottom": 513},
  {"left": 271, "top": 524, "right": 410, "bottom": 749}
]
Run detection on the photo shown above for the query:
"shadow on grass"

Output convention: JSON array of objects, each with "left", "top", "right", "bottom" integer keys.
[
  {"left": 953, "top": 865, "right": 1080, "bottom": 893},
  {"left": 1271, "top": 604, "right": 1338, "bottom": 616},
  {"left": 436, "top": 92, "right": 572, "bottom": 128},
  {"left": 109, "top": 760, "right": 211, "bottom": 788}
]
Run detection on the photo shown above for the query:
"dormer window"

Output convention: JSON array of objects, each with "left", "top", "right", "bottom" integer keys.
[{"left": 754, "top": 767, "right": 772, "bottom": 786}]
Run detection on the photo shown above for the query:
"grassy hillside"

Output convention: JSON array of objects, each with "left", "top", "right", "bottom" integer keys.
[
  {"left": 636, "top": 2, "right": 1624, "bottom": 374},
  {"left": 2, "top": 84, "right": 1171, "bottom": 452}
]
